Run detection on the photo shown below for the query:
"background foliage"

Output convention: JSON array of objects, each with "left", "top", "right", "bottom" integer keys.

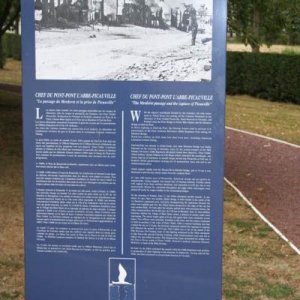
[
  {"left": 227, "top": 0, "right": 300, "bottom": 52},
  {"left": 0, "top": 0, "right": 20, "bottom": 67}
]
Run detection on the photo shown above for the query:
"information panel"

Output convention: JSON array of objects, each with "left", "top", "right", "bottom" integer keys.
[{"left": 22, "top": 1, "right": 227, "bottom": 299}]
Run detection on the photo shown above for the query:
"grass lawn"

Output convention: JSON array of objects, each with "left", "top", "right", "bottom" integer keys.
[
  {"left": 223, "top": 185, "right": 300, "bottom": 300},
  {"left": 0, "top": 59, "right": 22, "bottom": 86},
  {"left": 0, "top": 90, "right": 300, "bottom": 299},
  {"left": 226, "top": 95, "right": 300, "bottom": 145}
]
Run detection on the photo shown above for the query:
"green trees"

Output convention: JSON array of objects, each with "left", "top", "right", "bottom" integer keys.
[
  {"left": 228, "top": 0, "right": 287, "bottom": 52},
  {"left": 0, "top": 0, "right": 20, "bottom": 68},
  {"left": 283, "top": 0, "right": 300, "bottom": 45}
]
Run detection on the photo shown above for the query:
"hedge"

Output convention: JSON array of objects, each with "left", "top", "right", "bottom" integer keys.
[
  {"left": 2, "top": 33, "right": 22, "bottom": 61},
  {"left": 227, "top": 52, "right": 300, "bottom": 104}
]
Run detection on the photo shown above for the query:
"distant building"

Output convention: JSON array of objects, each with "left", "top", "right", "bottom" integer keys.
[
  {"left": 34, "top": 0, "right": 212, "bottom": 29},
  {"left": 35, "top": 0, "right": 103, "bottom": 25}
]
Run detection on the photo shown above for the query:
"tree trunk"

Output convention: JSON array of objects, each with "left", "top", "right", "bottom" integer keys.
[
  {"left": 251, "top": 7, "right": 260, "bottom": 53},
  {"left": 251, "top": 44, "right": 260, "bottom": 53},
  {"left": 0, "top": 36, "right": 6, "bottom": 69}
]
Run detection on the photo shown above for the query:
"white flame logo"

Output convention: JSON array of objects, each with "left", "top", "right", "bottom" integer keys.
[{"left": 112, "top": 264, "right": 132, "bottom": 285}]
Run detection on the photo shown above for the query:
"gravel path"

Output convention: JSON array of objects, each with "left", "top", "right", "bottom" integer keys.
[{"left": 225, "top": 128, "right": 300, "bottom": 248}]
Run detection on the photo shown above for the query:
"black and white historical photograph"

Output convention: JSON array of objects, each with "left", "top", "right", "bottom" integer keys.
[{"left": 35, "top": 0, "right": 213, "bottom": 81}]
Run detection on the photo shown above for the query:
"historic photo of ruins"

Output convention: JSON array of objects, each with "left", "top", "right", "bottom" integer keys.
[{"left": 35, "top": 0, "right": 213, "bottom": 81}]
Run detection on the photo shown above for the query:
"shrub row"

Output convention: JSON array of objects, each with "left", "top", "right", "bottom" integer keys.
[
  {"left": 3, "top": 33, "right": 22, "bottom": 60},
  {"left": 227, "top": 52, "right": 300, "bottom": 104}
]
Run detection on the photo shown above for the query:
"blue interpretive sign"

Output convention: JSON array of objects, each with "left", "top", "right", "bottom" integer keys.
[{"left": 22, "top": 0, "right": 227, "bottom": 299}]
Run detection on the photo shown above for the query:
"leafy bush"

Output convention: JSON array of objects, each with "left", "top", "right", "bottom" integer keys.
[
  {"left": 227, "top": 52, "right": 300, "bottom": 104},
  {"left": 3, "top": 33, "right": 21, "bottom": 60}
]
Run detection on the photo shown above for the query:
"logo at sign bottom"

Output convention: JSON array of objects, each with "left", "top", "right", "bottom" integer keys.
[{"left": 109, "top": 258, "right": 136, "bottom": 300}]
